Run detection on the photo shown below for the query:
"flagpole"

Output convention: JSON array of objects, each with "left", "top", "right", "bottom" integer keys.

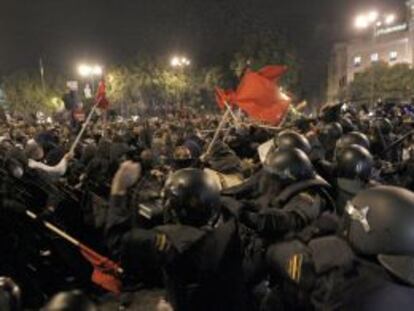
[
  {"left": 203, "top": 108, "right": 231, "bottom": 158},
  {"left": 39, "top": 57, "right": 46, "bottom": 93},
  {"left": 25, "top": 210, "right": 123, "bottom": 274},
  {"left": 224, "top": 102, "right": 241, "bottom": 128},
  {"left": 69, "top": 103, "right": 98, "bottom": 154}
]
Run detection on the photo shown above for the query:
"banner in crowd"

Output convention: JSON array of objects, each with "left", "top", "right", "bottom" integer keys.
[{"left": 216, "top": 65, "right": 291, "bottom": 126}]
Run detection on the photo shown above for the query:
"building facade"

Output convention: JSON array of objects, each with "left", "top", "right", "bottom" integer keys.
[{"left": 327, "top": 0, "right": 414, "bottom": 103}]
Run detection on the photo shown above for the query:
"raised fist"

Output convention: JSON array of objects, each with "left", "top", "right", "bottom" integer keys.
[{"left": 111, "top": 161, "right": 142, "bottom": 195}]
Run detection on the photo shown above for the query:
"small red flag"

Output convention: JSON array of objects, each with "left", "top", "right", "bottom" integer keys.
[
  {"left": 95, "top": 79, "right": 110, "bottom": 110},
  {"left": 80, "top": 246, "right": 122, "bottom": 294},
  {"left": 234, "top": 65, "right": 290, "bottom": 125}
]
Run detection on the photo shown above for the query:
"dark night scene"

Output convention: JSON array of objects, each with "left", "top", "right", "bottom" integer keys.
[{"left": 1, "top": 1, "right": 414, "bottom": 310}]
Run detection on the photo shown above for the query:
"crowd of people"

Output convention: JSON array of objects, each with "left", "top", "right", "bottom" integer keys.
[{"left": 1, "top": 100, "right": 414, "bottom": 310}]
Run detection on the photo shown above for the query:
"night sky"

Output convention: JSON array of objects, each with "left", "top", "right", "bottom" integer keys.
[{"left": 0, "top": 0, "right": 406, "bottom": 101}]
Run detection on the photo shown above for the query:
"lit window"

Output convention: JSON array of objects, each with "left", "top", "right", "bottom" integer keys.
[
  {"left": 354, "top": 56, "right": 362, "bottom": 67},
  {"left": 371, "top": 53, "right": 379, "bottom": 62},
  {"left": 389, "top": 51, "right": 398, "bottom": 61}
]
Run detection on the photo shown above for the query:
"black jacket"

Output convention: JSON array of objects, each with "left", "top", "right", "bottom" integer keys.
[{"left": 105, "top": 195, "right": 246, "bottom": 311}]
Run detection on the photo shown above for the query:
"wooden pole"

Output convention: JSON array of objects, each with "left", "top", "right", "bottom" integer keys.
[
  {"left": 203, "top": 109, "right": 231, "bottom": 158},
  {"left": 69, "top": 103, "right": 98, "bottom": 154}
]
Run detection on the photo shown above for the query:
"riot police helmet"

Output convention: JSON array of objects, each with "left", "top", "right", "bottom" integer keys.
[
  {"left": 275, "top": 130, "right": 312, "bottom": 154},
  {"left": 164, "top": 168, "right": 220, "bottom": 227},
  {"left": 344, "top": 186, "right": 414, "bottom": 285},
  {"left": 336, "top": 145, "right": 373, "bottom": 181}
]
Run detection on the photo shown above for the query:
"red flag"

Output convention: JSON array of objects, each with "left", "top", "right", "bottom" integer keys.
[
  {"left": 95, "top": 79, "right": 110, "bottom": 110},
  {"left": 234, "top": 65, "right": 290, "bottom": 125},
  {"left": 258, "top": 65, "right": 288, "bottom": 81},
  {"left": 24, "top": 209, "right": 121, "bottom": 294},
  {"left": 80, "top": 245, "right": 122, "bottom": 294},
  {"left": 215, "top": 87, "right": 236, "bottom": 110}
]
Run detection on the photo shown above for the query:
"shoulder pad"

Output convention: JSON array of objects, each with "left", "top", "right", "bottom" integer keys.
[
  {"left": 309, "top": 236, "right": 354, "bottom": 274},
  {"left": 277, "top": 175, "right": 331, "bottom": 205},
  {"left": 156, "top": 225, "right": 207, "bottom": 253},
  {"left": 266, "top": 240, "right": 310, "bottom": 283}
]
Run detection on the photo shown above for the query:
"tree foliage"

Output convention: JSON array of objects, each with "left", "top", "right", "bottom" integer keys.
[
  {"left": 2, "top": 70, "right": 65, "bottom": 115},
  {"left": 106, "top": 57, "right": 224, "bottom": 113},
  {"left": 345, "top": 62, "right": 414, "bottom": 102},
  {"left": 230, "top": 30, "right": 301, "bottom": 95}
]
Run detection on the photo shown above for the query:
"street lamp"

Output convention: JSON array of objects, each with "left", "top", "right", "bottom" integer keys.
[
  {"left": 78, "top": 64, "right": 103, "bottom": 77},
  {"left": 354, "top": 11, "right": 397, "bottom": 33},
  {"left": 169, "top": 56, "right": 190, "bottom": 109},
  {"left": 355, "top": 15, "right": 369, "bottom": 29},
  {"left": 170, "top": 56, "right": 191, "bottom": 68},
  {"left": 385, "top": 14, "right": 396, "bottom": 25},
  {"left": 92, "top": 65, "right": 103, "bottom": 76},
  {"left": 77, "top": 63, "right": 103, "bottom": 93},
  {"left": 78, "top": 64, "right": 93, "bottom": 77},
  {"left": 367, "top": 11, "right": 379, "bottom": 23}
]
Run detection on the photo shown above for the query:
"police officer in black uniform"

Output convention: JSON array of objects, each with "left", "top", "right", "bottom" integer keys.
[
  {"left": 334, "top": 145, "right": 378, "bottom": 215},
  {"left": 0, "top": 277, "right": 21, "bottom": 311},
  {"left": 222, "top": 130, "right": 312, "bottom": 201},
  {"left": 370, "top": 118, "right": 399, "bottom": 161},
  {"left": 105, "top": 163, "right": 246, "bottom": 311},
  {"left": 335, "top": 131, "right": 371, "bottom": 157},
  {"left": 240, "top": 148, "right": 334, "bottom": 237},
  {"left": 275, "top": 130, "right": 312, "bottom": 155},
  {"left": 316, "top": 131, "right": 371, "bottom": 183},
  {"left": 265, "top": 186, "right": 414, "bottom": 311},
  {"left": 43, "top": 290, "right": 97, "bottom": 311},
  {"left": 317, "top": 122, "right": 343, "bottom": 161},
  {"left": 236, "top": 147, "right": 336, "bottom": 304}
]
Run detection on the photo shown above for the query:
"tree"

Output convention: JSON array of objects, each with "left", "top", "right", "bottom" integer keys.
[
  {"left": 106, "top": 56, "right": 225, "bottom": 114},
  {"left": 230, "top": 29, "right": 301, "bottom": 96},
  {"left": 344, "top": 62, "right": 414, "bottom": 103},
  {"left": 2, "top": 70, "right": 65, "bottom": 115}
]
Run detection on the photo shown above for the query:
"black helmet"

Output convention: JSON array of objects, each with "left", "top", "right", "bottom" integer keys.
[
  {"left": 293, "top": 117, "right": 314, "bottom": 132},
  {"left": 44, "top": 290, "right": 96, "bottom": 311},
  {"left": 275, "top": 130, "right": 312, "bottom": 154},
  {"left": 4, "top": 148, "right": 28, "bottom": 179},
  {"left": 0, "top": 277, "right": 21, "bottom": 311},
  {"left": 263, "top": 148, "right": 316, "bottom": 184},
  {"left": 320, "top": 102, "right": 343, "bottom": 122},
  {"left": 344, "top": 186, "right": 414, "bottom": 285},
  {"left": 164, "top": 168, "right": 220, "bottom": 227},
  {"left": 373, "top": 118, "right": 392, "bottom": 135},
  {"left": 335, "top": 132, "right": 370, "bottom": 157},
  {"left": 320, "top": 122, "right": 343, "bottom": 141},
  {"left": 339, "top": 117, "right": 356, "bottom": 133},
  {"left": 336, "top": 145, "right": 373, "bottom": 181}
]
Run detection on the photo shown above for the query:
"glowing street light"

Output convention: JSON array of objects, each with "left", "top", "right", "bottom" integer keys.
[
  {"left": 78, "top": 64, "right": 103, "bottom": 77},
  {"left": 367, "top": 11, "right": 379, "bottom": 23},
  {"left": 356, "top": 16, "right": 367, "bottom": 28},
  {"left": 77, "top": 63, "right": 103, "bottom": 94},
  {"left": 355, "top": 15, "right": 369, "bottom": 29},
  {"left": 78, "top": 64, "right": 92, "bottom": 77},
  {"left": 385, "top": 14, "right": 396, "bottom": 25},
  {"left": 92, "top": 65, "right": 103, "bottom": 76},
  {"left": 354, "top": 11, "right": 397, "bottom": 30},
  {"left": 171, "top": 57, "right": 180, "bottom": 67},
  {"left": 170, "top": 56, "right": 191, "bottom": 68}
]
